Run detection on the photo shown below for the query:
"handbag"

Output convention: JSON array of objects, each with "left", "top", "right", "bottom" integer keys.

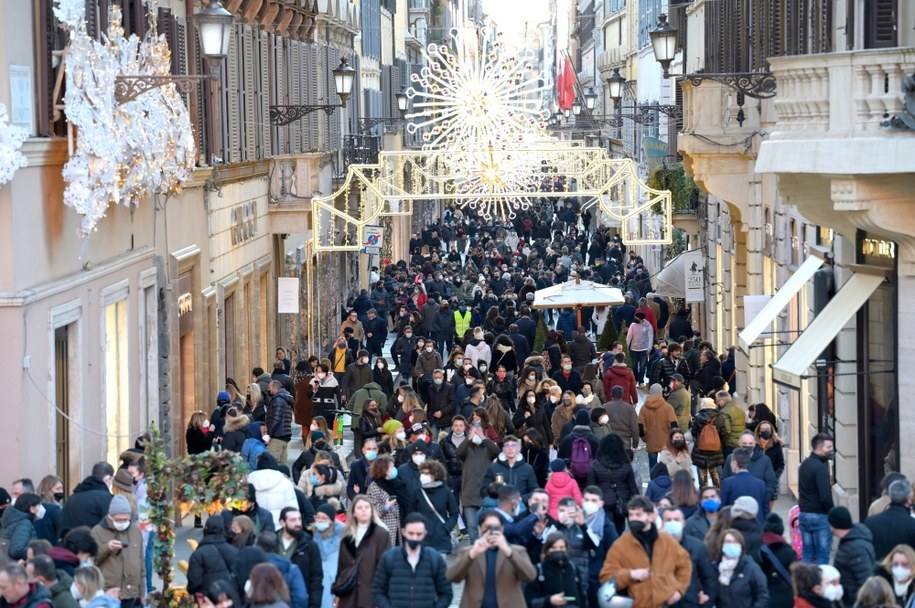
[
  {"left": 331, "top": 555, "right": 361, "bottom": 596},
  {"left": 420, "top": 489, "right": 447, "bottom": 526}
]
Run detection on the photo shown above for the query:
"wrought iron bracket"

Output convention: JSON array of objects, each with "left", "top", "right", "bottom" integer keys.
[
  {"left": 682, "top": 72, "right": 777, "bottom": 99},
  {"left": 269, "top": 104, "right": 341, "bottom": 126},
  {"left": 358, "top": 116, "right": 408, "bottom": 132},
  {"left": 114, "top": 74, "right": 214, "bottom": 104},
  {"left": 882, "top": 70, "right": 915, "bottom": 131}
]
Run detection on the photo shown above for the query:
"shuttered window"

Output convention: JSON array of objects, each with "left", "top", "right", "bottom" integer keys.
[
  {"left": 36, "top": 0, "right": 68, "bottom": 136},
  {"left": 866, "top": 0, "right": 897, "bottom": 48}
]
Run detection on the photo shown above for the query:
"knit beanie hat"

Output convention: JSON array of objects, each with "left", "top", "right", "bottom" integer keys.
[
  {"left": 382, "top": 420, "right": 403, "bottom": 436},
  {"left": 827, "top": 506, "right": 853, "bottom": 530},
  {"left": 108, "top": 495, "right": 131, "bottom": 516}
]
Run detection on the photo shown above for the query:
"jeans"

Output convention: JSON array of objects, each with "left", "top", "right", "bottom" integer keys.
[
  {"left": 799, "top": 512, "right": 832, "bottom": 564},
  {"left": 144, "top": 531, "right": 154, "bottom": 592},
  {"left": 648, "top": 451, "right": 659, "bottom": 471},
  {"left": 631, "top": 350, "right": 649, "bottom": 384},
  {"left": 463, "top": 506, "right": 480, "bottom": 541}
]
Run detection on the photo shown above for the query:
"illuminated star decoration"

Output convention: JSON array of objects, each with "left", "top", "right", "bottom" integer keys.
[
  {"left": 405, "top": 29, "right": 551, "bottom": 218},
  {"left": 0, "top": 102, "right": 28, "bottom": 186},
  {"left": 55, "top": 0, "right": 195, "bottom": 234}
]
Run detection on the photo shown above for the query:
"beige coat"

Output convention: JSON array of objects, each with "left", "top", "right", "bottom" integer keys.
[
  {"left": 91, "top": 518, "right": 145, "bottom": 599},
  {"left": 446, "top": 544, "right": 536, "bottom": 608}
]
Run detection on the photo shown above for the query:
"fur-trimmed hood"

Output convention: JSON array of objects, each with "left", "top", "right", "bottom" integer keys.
[{"left": 224, "top": 414, "right": 250, "bottom": 434}]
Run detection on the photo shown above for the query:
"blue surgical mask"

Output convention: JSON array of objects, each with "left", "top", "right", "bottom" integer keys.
[
  {"left": 314, "top": 521, "right": 331, "bottom": 532},
  {"left": 388, "top": 467, "right": 398, "bottom": 480},
  {"left": 701, "top": 498, "right": 721, "bottom": 513},
  {"left": 309, "top": 475, "right": 319, "bottom": 486},
  {"left": 364, "top": 450, "right": 378, "bottom": 461},
  {"left": 721, "top": 542, "right": 742, "bottom": 558},
  {"left": 662, "top": 520, "right": 683, "bottom": 538}
]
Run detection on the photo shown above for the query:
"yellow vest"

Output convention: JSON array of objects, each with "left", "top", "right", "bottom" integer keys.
[{"left": 454, "top": 310, "right": 472, "bottom": 338}]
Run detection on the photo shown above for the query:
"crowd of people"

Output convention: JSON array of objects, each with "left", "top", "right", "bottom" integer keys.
[{"left": 1, "top": 204, "right": 911, "bottom": 608}]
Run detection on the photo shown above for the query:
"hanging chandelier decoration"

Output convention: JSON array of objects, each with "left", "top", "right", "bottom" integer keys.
[
  {"left": 55, "top": 0, "right": 195, "bottom": 234},
  {"left": 0, "top": 103, "right": 28, "bottom": 186},
  {"left": 405, "top": 29, "right": 551, "bottom": 217}
]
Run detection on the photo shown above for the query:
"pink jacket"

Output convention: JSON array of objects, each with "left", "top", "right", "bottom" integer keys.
[{"left": 544, "top": 471, "right": 582, "bottom": 519}]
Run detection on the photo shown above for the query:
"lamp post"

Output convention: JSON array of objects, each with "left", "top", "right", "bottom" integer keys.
[
  {"left": 584, "top": 87, "right": 598, "bottom": 111},
  {"left": 358, "top": 87, "right": 414, "bottom": 132},
  {"left": 649, "top": 13, "right": 678, "bottom": 79},
  {"left": 270, "top": 57, "right": 357, "bottom": 126},
  {"left": 607, "top": 68, "right": 626, "bottom": 105}
]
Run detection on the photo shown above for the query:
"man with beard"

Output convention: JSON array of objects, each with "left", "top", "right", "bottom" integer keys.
[
  {"left": 278, "top": 508, "right": 323, "bottom": 608},
  {"left": 599, "top": 496, "right": 692, "bottom": 607}
]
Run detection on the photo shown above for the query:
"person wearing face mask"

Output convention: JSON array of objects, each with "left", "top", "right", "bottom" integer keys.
[
  {"left": 308, "top": 365, "right": 341, "bottom": 429},
  {"left": 793, "top": 562, "right": 845, "bottom": 608},
  {"left": 60, "top": 463, "right": 114, "bottom": 540},
  {"left": 514, "top": 390, "right": 554, "bottom": 452},
  {"left": 754, "top": 421, "right": 785, "bottom": 498},
  {"left": 660, "top": 506, "right": 718, "bottom": 608},
  {"left": 486, "top": 364, "right": 517, "bottom": 414},
  {"left": 551, "top": 356, "right": 584, "bottom": 397},
  {"left": 441, "top": 417, "right": 467, "bottom": 505},
  {"left": 310, "top": 504, "right": 343, "bottom": 608},
  {"left": 579, "top": 487, "right": 620, "bottom": 606},
  {"left": 0, "top": 494, "right": 42, "bottom": 560},
  {"left": 370, "top": 357, "right": 395, "bottom": 399},
  {"left": 550, "top": 390, "right": 578, "bottom": 449},
  {"left": 326, "top": 334, "right": 355, "bottom": 384},
  {"left": 89, "top": 495, "right": 144, "bottom": 607},
  {"left": 411, "top": 462, "right": 459, "bottom": 554},
  {"left": 379, "top": 420, "right": 408, "bottom": 463},
  {"left": 427, "top": 369, "right": 457, "bottom": 435},
  {"left": 799, "top": 433, "right": 837, "bottom": 565},
  {"left": 599, "top": 496, "right": 692, "bottom": 607},
  {"left": 522, "top": 533, "right": 586, "bottom": 608},
  {"left": 365, "top": 457, "right": 410, "bottom": 546},
  {"left": 395, "top": 442, "right": 430, "bottom": 492},
  {"left": 712, "top": 529, "right": 769, "bottom": 608},
  {"left": 347, "top": 438, "right": 379, "bottom": 499},
  {"left": 825, "top": 506, "right": 875, "bottom": 608},
  {"left": 456, "top": 421, "right": 501, "bottom": 542},
  {"left": 412, "top": 338, "right": 444, "bottom": 404},
  {"left": 371, "top": 513, "right": 452, "bottom": 608},
  {"left": 69, "top": 565, "right": 119, "bottom": 608},
  {"left": 186, "top": 516, "right": 240, "bottom": 596},
  {"left": 463, "top": 328, "right": 492, "bottom": 370},
  {"left": 391, "top": 326, "right": 418, "bottom": 379},
  {"left": 874, "top": 545, "right": 915, "bottom": 606},
  {"left": 342, "top": 350, "right": 373, "bottom": 404}
]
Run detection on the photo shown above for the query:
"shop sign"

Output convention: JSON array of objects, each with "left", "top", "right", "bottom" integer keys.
[{"left": 861, "top": 238, "right": 895, "bottom": 259}]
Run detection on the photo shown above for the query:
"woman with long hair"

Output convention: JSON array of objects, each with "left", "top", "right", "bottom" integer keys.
[
  {"left": 72, "top": 566, "right": 119, "bottom": 608},
  {"left": 487, "top": 364, "right": 517, "bottom": 412},
  {"left": 713, "top": 528, "right": 769, "bottom": 608},
  {"left": 365, "top": 456, "right": 408, "bottom": 546},
  {"left": 334, "top": 495, "right": 391, "bottom": 608},
  {"left": 37, "top": 475, "right": 64, "bottom": 506},
  {"left": 305, "top": 417, "right": 332, "bottom": 450},
  {"left": 413, "top": 460, "right": 459, "bottom": 554},
  {"left": 228, "top": 515, "right": 255, "bottom": 549},
  {"left": 691, "top": 397, "right": 726, "bottom": 490},
  {"left": 483, "top": 395, "right": 514, "bottom": 438},
  {"left": 669, "top": 469, "right": 699, "bottom": 519},
  {"left": 659, "top": 428, "right": 693, "bottom": 479},
  {"left": 186, "top": 411, "right": 214, "bottom": 455},
  {"left": 469, "top": 407, "right": 500, "bottom": 444},
  {"left": 247, "top": 382, "right": 266, "bottom": 421},
  {"left": 305, "top": 464, "right": 343, "bottom": 511},
  {"left": 372, "top": 357, "right": 395, "bottom": 398},
  {"left": 755, "top": 419, "right": 785, "bottom": 510},
  {"left": 521, "top": 428, "right": 550, "bottom": 488},
  {"left": 522, "top": 533, "right": 587, "bottom": 608},
  {"left": 853, "top": 577, "right": 900, "bottom": 608},
  {"left": 586, "top": 433, "right": 639, "bottom": 534},
  {"left": 245, "top": 563, "right": 291, "bottom": 608},
  {"left": 310, "top": 364, "right": 341, "bottom": 424},
  {"left": 875, "top": 545, "right": 915, "bottom": 606}
]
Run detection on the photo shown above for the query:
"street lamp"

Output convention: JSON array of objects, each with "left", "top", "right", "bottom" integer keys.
[
  {"left": 607, "top": 68, "right": 626, "bottom": 104},
  {"left": 395, "top": 87, "right": 409, "bottom": 113},
  {"left": 195, "top": 0, "right": 234, "bottom": 72},
  {"left": 649, "top": 13, "right": 678, "bottom": 79},
  {"left": 114, "top": 0, "right": 234, "bottom": 103},
  {"left": 572, "top": 99, "right": 582, "bottom": 117},
  {"left": 270, "top": 56, "right": 356, "bottom": 125},
  {"left": 357, "top": 86, "right": 413, "bottom": 131},
  {"left": 584, "top": 87, "right": 598, "bottom": 111}
]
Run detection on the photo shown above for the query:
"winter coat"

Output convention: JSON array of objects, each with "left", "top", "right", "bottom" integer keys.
[
  {"left": 602, "top": 365, "right": 639, "bottom": 405},
  {"left": 267, "top": 388, "right": 295, "bottom": 440},
  {"left": 311, "top": 375, "right": 340, "bottom": 421},
  {"left": 650, "top": 356, "right": 690, "bottom": 392},
  {"left": 90, "top": 519, "right": 145, "bottom": 599},
  {"left": 313, "top": 522, "right": 344, "bottom": 608},
  {"left": 282, "top": 533, "right": 324, "bottom": 608},
  {"left": 556, "top": 310, "right": 577, "bottom": 340},
  {"left": 721, "top": 472, "right": 771, "bottom": 523},
  {"left": 457, "top": 438, "right": 501, "bottom": 508},
  {"left": 480, "top": 458, "right": 539, "bottom": 500},
  {"left": 568, "top": 334, "right": 596, "bottom": 370},
  {"left": 366, "top": 482, "right": 403, "bottom": 546},
  {"left": 833, "top": 524, "right": 876, "bottom": 604},
  {"left": 265, "top": 553, "right": 309, "bottom": 608},
  {"left": 722, "top": 446, "right": 779, "bottom": 500},
  {"left": 646, "top": 473, "right": 673, "bottom": 504},
  {"left": 60, "top": 476, "right": 112, "bottom": 534},
  {"left": 0, "top": 583, "right": 52, "bottom": 608},
  {"left": 718, "top": 401, "right": 747, "bottom": 448},
  {"left": 47, "top": 574, "right": 79, "bottom": 608},
  {"left": 865, "top": 504, "right": 915, "bottom": 560},
  {"left": 413, "top": 350, "right": 444, "bottom": 379},
  {"left": 551, "top": 369, "right": 583, "bottom": 395},
  {"left": 335, "top": 522, "right": 391, "bottom": 608},
  {"left": 218, "top": 507, "right": 275, "bottom": 536},
  {"left": 513, "top": 401, "right": 553, "bottom": 447},
  {"left": 294, "top": 374, "right": 316, "bottom": 427},
  {"left": 715, "top": 555, "right": 769, "bottom": 608},
  {"left": 248, "top": 469, "right": 299, "bottom": 530},
  {"left": 731, "top": 516, "right": 763, "bottom": 563},
  {"left": 464, "top": 339, "right": 492, "bottom": 368},
  {"left": 544, "top": 471, "right": 582, "bottom": 519},
  {"left": 684, "top": 510, "right": 714, "bottom": 543},
  {"left": 524, "top": 555, "right": 586, "bottom": 608},
  {"left": 760, "top": 533, "right": 798, "bottom": 608},
  {"left": 349, "top": 382, "right": 388, "bottom": 419},
  {"left": 446, "top": 543, "right": 537, "bottom": 608},
  {"left": 427, "top": 381, "right": 457, "bottom": 426},
  {"left": 372, "top": 545, "right": 452, "bottom": 608},
  {"left": 557, "top": 426, "right": 599, "bottom": 470},
  {"left": 186, "top": 426, "right": 215, "bottom": 455},
  {"left": 412, "top": 483, "right": 459, "bottom": 554},
  {"left": 550, "top": 403, "right": 576, "bottom": 447},
  {"left": 604, "top": 399, "right": 640, "bottom": 452},
  {"left": 587, "top": 459, "right": 638, "bottom": 515},
  {"left": 523, "top": 443, "right": 550, "bottom": 488},
  {"left": 222, "top": 415, "right": 250, "bottom": 453},
  {"left": 639, "top": 395, "right": 678, "bottom": 453},
  {"left": 599, "top": 528, "right": 692, "bottom": 607},
  {"left": 689, "top": 408, "right": 726, "bottom": 469},
  {"left": 679, "top": 535, "right": 720, "bottom": 608},
  {"left": 434, "top": 309, "right": 456, "bottom": 342},
  {"left": 658, "top": 448, "right": 692, "bottom": 478},
  {"left": 186, "top": 533, "right": 239, "bottom": 594},
  {"left": 391, "top": 335, "right": 417, "bottom": 377},
  {"left": 242, "top": 422, "right": 269, "bottom": 470},
  {"left": 440, "top": 432, "right": 465, "bottom": 478},
  {"left": 0, "top": 507, "right": 35, "bottom": 560},
  {"left": 668, "top": 385, "right": 692, "bottom": 431},
  {"left": 342, "top": 362, "right": 373, "bottom": 398}
]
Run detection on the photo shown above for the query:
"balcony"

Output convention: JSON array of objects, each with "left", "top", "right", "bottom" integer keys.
[
  {"left": 596, "top": 48, "right": 624, "bottom": 78},
  {"left": 267, "top": 154, "right": 326, "bottom": 234},
  {"left": 756, "top": 48, "right": 915, "bottom": 273}
]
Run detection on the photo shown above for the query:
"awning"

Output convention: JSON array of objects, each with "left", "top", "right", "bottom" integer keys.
[
  {"left": 654, "top": 249, "right": 698, "bottom": 298},
  {"left": 771, "top": 269, "right": 887, "bottom": 388},
  {"left": 532, "top": 277, "right": 625, "bottom": 309},
  {"left": 737, "top": 254, "right": 825, "bottom": 354}
]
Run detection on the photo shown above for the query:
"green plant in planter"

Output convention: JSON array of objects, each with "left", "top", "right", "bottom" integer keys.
[
  {"left": 648, "top": 163, "right": 699, "bottom": 215},
  {"left": 533, "top": 313, "right": 547, "bottom": 353}
]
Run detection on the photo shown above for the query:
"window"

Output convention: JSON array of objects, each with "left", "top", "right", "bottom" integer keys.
[
  {"left": 638, "top": 0, "right": 662, "bottom": 49},
  {"left": 104, "top": 299, "right": 129, "bottom": 466},
  {"left": 865, "top": 0, "right": 897, "bottom": 49}
]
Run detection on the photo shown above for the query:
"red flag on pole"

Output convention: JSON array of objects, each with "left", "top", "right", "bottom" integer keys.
[{"left": 556, "top": 54, "right": 575, "bottom": 111}]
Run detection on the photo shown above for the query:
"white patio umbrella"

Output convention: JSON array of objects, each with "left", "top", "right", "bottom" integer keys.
[{"left": 532, "top": 276, "right": 625, "bottom": 327}]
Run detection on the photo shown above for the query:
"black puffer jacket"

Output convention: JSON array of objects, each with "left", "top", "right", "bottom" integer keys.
[
  {"left": 412, "top": 483, "right": 459, "bottom": 554},
  {"left": 715, "top": 555, "right": 769, "bottom": 608},
  {"left": 0, "top": 507, "right": 36, "bottom": 560},
  {"left": 60, "top": 476, "right": 112, "bottom": 534},
  {"left": 186, "top": 534, "right": 239, "bottom": 594},
  {"left": 690, "top": 408, "right": 726, "bottom": 469},
  {"left": 427, "top": 381, "right": 457, "bottom": 426},
  {"left": 286, "top": 532, "right": 324, "bottom": 608},
  {"left": 222, "top": 415, "right": 250, "bottom": 453},
  {"left": 833, "top": 523, "right": 875, "bottom": 605},
  {"left": 586, "top": 459, "right": 638, "bottom": 514},
  {"left": 371, "top": 545, "right": 452, "bottom": 608},
  {"left": 440, "top": 433, "right": 465, "bottom": 478},
  {"left": 266, "top": 388, "right": 295, "bottom": 440},
  {"left": 523, "top": 556, "right": 585, "bottom": 608},
  {"left": 760, "top": 533, "right": 797, "bottom": 608}
]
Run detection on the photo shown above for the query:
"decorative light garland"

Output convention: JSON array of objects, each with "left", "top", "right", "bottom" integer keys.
[
  {"left": 0, "top": 103, "right": 28, "bottom": 186},
  {"left": 55, "top": 0, "right": 195, "bottom": 234}
]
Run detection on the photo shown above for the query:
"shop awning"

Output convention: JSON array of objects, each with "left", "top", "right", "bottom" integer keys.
[
  {"left": 771, "top": 269, "right": 887, "bottom": 388},
  {"left": 654, "top": 249, "right": 699, "bottom": 298},
  {"left": 737, "top": 254, "right": 825, "bottom": 354}
]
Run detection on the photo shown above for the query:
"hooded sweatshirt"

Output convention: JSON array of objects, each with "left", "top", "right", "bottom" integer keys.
[{"left": 241, "top": 422, "right": 268, "bottom": 470}]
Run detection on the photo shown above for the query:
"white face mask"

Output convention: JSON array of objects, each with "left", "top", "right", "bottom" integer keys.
[
  {"left": 893, "top": 566, "right": 912, "bottom": 582},
  {"left": 465, "top": 376, "right": 474, "bottom": 385},
  {"left": 111, "top": 519, "right": 130, "bottom": 532},
  {"left": 412, "top": 453, "right": 427, "bottom": 466},
  {"left": 244, "top": 579, "right": 253, "bottom": 597},
  {"left": 202, "top": 419, "right": 210, "bottom": 428},
  {"left": 823, "top": 584, "right": 843, "bottom": 602},
  {"left": 395, "top": 431, "right": 407, "bottom": 441},
  {"left": 34, "top": 504, "right": 46, "bottom": 521},
  {"left": 479, "top": 365, "right": 487, "bottom": 372},
  {"left": 527, "top": 396, "right": 536, "bottom": 404},
  {"left": 599, "top": 415, "right": 609, "bottom": 425},
  {"left": 377, "top": 362, "right": 385, "bottom": 369},
  {"left": 455, "top": 358, "right": 464, "bottom": 366},
  {"left": 419, "top": 473, "right": 433, "bottom": 486},
  {"left": 472, "top": 434, "right": 483, "bottom": 445},
  {"left": 70, "top": 583, "right": 82, "bottom": 600},
  {"left": 582, "top": 501, "right": 600, "bottom": 516}
]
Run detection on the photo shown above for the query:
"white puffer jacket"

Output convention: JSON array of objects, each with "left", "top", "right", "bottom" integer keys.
[{"left": 247, "top": 469, "right": 298, "bottom": 530}]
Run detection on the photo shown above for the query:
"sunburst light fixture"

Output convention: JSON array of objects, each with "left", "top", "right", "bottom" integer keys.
[{"left": 405, "top": 29, "right": 551, "bottom": 217}]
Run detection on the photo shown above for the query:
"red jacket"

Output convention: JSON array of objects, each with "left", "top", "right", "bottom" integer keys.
[
  {"left": 635, "top": 306, "right": 658, "bottom": 332},
  {"left": 544, "top": 471, "right": 582, "bottom": 519},
  {"left": 602, "top": 364, "right": 639, "bottom": 404}
]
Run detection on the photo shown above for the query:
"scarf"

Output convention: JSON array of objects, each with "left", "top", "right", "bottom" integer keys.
[
  {"left": 894, "top": 578, "right": 912, "bottom": 598},
  {"left": 585, "top": 509, "right": 607, "bottom": 542},
  {"left": 718, "top": 556, "right": 740, "bottom": 586}
]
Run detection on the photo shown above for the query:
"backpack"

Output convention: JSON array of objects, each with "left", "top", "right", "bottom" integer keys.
[
  {"left": 697, "top": 416, "right": 721, "bottom": 452},
  {"left": 570, "top": 436, "right": 593, "bottom": 478}
]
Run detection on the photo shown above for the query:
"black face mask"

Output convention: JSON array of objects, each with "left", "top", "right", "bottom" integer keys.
[
  {"left": 628, "top": 520, "right": 647, "bottom": 535},
  {"left": 672, "top": 439, "right": 686, "bottom": 449},
  {"left": 547, "top": 550, "right": 568, "bottom": 565},
  {"left": 760, "top": 430, "right": 773, "bottom": 439},
  {"left": 405, "top": 538, "right": 422, "bottom": 550},
  {"left": 53, "top": 492, "right": 65, "bottom": 502}
]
